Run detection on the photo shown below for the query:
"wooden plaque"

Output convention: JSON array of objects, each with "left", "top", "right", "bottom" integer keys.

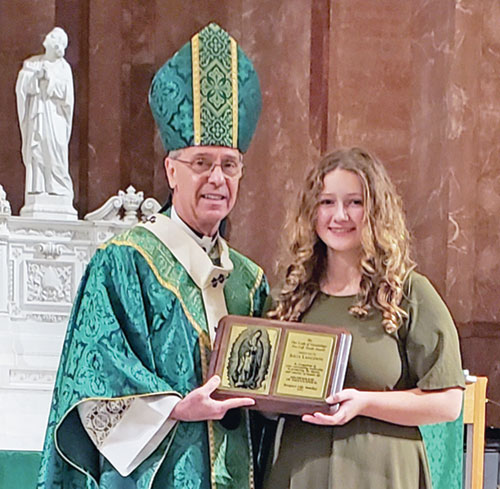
[{"left": 207, "top": 315, "right": 352, "bottom": 416}]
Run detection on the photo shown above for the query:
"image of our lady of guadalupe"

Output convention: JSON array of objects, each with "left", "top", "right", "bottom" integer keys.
[{"left": 228, "top": 328, "right": 271, "bottom": 390}]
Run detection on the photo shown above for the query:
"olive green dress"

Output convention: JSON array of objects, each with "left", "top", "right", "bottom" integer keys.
[{"left": 264, "top": 272, "right": 465, "bottom": 489}]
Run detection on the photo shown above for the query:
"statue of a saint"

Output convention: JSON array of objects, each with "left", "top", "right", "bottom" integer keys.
[{"left": 16, "top": 27, "right": 74, "bottom": 198}]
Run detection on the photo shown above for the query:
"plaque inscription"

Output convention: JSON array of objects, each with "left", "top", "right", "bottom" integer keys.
[{"left": 276, "top": 331, "right": 335, "bottom": 399}]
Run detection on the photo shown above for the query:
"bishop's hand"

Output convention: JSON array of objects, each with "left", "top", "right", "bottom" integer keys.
[{"left": 170, "top": 375, "right": 255, "bottom": 422}]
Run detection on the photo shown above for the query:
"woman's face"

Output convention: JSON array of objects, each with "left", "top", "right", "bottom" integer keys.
[{"left": 315, "top": 168, "right": 365, "bottom": 254}]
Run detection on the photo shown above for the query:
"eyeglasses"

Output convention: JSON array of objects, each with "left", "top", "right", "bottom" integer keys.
[{"left": 169, "top": 155, "right": 244, "bottom": 179}]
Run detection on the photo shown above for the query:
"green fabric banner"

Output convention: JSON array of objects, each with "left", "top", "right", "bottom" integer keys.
[{"left": 0, "top": 451, "right": 41, "bottom": 489}]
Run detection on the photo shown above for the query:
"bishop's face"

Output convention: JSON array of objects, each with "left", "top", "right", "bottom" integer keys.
[{"left": 165, "top": 146, "right": 242, "bottom": 237}]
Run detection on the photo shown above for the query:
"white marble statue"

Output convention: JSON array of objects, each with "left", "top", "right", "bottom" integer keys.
[
  {"left": 0, "top": 184, "right": 12, "bottom": 216},
  {"left": 16, "top": 27, "right": 74, "bottom": 199}
]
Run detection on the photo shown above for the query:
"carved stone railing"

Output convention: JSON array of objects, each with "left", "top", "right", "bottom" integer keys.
[
  {"left": 84, "top": 185, "right": 161, "bottom": 224},
  {"left": 0, "top": 185, "right": 160, "bottom": 450}
]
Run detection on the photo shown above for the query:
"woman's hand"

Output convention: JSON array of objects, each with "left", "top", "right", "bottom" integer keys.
[
  {"left": 170, "top": 375, "right": 255, "bottom": 422},
  {"left": 301, "top": 387, "right": 463, "bottom": 426},
  {"left": 302, "top": 389, "right": 366, "bottom": 425}
]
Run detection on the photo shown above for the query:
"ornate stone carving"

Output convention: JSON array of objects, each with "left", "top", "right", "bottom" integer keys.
[
  {"left": 12, "top": 246, "right": 22, "bottom": 259},
  {"left": 121, "top": 186, "right": 144, "bottom": 223},
  {"left": 97, "top": 230, "right": 115, "bottom": 243},
  {"left": 8, "top": 260, "right": 14, "bottom": 301},
  {"left": 10, "top": 303, "right": 22, "bottom": 317},
  {"left": 9, "top": 368, "right": 56, "bottom": 387},
  {"left": 14, "top": 228, "right": 74, "bottom": 238},
  {"left": 26, "top": 313, "right": 67, "bottom": 323},
  {"left": 85, "top": 185, "right": 161, "bottom": 224},
  {"left": 26, "top": 262, "right": 72, "bottom": 304},
  {"left": 75, "top": 248, "right": 89, "bottom": 262},
  {"left": 141, "top": 197, "right": 162, "bottom": 219},
  {"left": 84, "top": 195, "right": 122, "bottom": 222},
  {"left": 34, "top": 242, "right": 64, "bottom": 259}
]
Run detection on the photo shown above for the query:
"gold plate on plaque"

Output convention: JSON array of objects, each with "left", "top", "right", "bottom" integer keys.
[
  {"left": 275, "top": 331, "right": 336, "bottom": 399},
  {"left": 219, "top": 324, "right": 281, "bottom": 396},
  {"left": 208, "top": 315, "right": 351, "bottom": 416}
]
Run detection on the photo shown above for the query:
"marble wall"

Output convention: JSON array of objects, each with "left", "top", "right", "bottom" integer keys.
[{"left": 1, "top": 0, "right": 499, "bottom": 425}]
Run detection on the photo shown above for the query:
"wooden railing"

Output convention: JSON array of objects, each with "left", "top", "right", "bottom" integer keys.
[{"left": 463, "top": 376, "right": 488, "bottom": 489}]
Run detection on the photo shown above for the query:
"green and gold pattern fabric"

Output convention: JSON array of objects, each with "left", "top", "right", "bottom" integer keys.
[
  {"left": 37, "top": 225, "right": 269, "bottom": 489},
  {"left": 195, "top": 23, "right": 236, "bottom": 148},
  {"left": 149, "top": 23, "right": 261, "bottom": 153}
]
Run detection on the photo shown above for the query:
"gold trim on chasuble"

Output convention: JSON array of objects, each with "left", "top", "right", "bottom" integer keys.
[
  {"left": 246, "top": 411, "right": 256, "bottom": 489},
  {"left": 248, "top": 267, "right": 264, "bottom": 316},
  {"left": 208, "top": 419, "right": 217, "bottom": 489},
  {"left": 101, "top": 234, "right": 210, "bottom": 348}
]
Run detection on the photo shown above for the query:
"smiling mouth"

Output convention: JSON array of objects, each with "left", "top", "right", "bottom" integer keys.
[
  {"left": 202, "top": 194, "right": 226, "bottom": 201},
  {"left": 329, "top": 228, "right": 355, "bottom": 233}
]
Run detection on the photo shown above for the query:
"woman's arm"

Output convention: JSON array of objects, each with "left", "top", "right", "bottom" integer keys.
[{"left": 302, "top": 387, "right": 463, "bottom": 426}]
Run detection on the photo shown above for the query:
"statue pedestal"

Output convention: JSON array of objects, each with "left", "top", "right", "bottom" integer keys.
[{"left": 20, "top": 194, "right": 77, "bottom": 221}]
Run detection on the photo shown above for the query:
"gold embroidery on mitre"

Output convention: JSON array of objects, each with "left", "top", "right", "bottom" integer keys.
[
  {"left": 191, "top": 34, "right": 202, "bottom": 145},
  {"left": 230, "top": 38, "right": 238, "bottom": 148}
]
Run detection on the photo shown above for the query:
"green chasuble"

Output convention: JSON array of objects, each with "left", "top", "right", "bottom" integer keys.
[{"left": 37, "top": 224, "right": 268, "bottom": 489}]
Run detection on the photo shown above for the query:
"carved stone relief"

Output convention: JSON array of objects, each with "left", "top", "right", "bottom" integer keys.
[
  {"left": 0, "top": 184, "right": 160, "bottom": 450},
  {"left": 25, "top": 262, "right": 73, "bottom": 305}
]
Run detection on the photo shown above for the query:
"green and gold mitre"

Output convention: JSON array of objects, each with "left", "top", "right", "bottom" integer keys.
[{"left": 149, "top": 23, "right": 262, "bottom": 153}]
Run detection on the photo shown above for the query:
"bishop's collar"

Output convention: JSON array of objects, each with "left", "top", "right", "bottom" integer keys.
[{"left": 170, "top": 206, "right": 219, "bottom": 257}]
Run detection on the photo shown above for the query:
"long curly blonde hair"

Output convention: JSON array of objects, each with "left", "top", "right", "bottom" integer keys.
[{"left": 268, "top": 147, "right": 415, "bottom": 333}]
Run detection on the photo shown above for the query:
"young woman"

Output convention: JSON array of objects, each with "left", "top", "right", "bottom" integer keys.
[{"left": 264, "top": 147, "right": 464, "bottom": 489}]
